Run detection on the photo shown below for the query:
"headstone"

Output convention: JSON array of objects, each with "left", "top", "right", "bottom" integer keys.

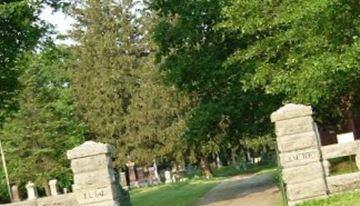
[
  {"left": 147, "top": 167, "right": 158, "bottom": 185},
  {"left": 67, "top": 141, "right": 121, "bottom": 206},
  {"left": 126, "top": 161, "right": 139, "bottom": 188},
  {"left": 49, "top": 179, "right": 59, "bottom": 196},
  {"left": 216, "top": 154, "right": 223, "bottom": 168},
  {"left": 172, "top": 175, "right": 176, "bottom": 183},
  {"left": 119, "top": 171, "right": 128, "bottom": 189},
  {"left": 271, "top": 104, "right": 328, "bottom": 205},
  {"left": 11, "top": 185, "right": 21, "bottom": 202},
  {"left": 254, "top": 157, "right": 261, "bottom": 164},
  {"left": 246, "top": 150, "right": 252, "bottom": 163},
  {"left": 164, "top": 171, "right": 172, "bottom": 184},
  {"left": 25, "top": 181, "right": 38, "bottom": 200},
  {"left": 153, "top": 160, "right": 160, "bottom": 182},
  {"left": 136, "top": 167, "right": 147, "bottom": 187}
]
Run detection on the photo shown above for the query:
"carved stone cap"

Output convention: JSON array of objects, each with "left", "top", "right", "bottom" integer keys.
[
  {"left": 271, "top": 104, "right": 313, "bottom": 122},
  {"left": 67, "top": 141, "right": 113, "bottom": 160}
]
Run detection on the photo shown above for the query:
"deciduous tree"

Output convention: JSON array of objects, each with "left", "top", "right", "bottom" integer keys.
[
  {"left": 0, "top": 0, "right": 43, "bottom": 125},
  {"left": 1, "top": 45, "right": 86, "bottom": 193},
  {"left": 151, "top": 0, "right": 281, "bottom": 175},
  {"left": 220, "top": 0, "right": 360, "bottom": 125}
]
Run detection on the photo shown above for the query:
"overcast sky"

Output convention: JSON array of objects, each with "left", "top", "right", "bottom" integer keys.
[
  {"left": 39, "top": 2, "right": 144, "bottom": 44},
  {"left": 39, "top": 6, "right": 74, "bottom": 44}
]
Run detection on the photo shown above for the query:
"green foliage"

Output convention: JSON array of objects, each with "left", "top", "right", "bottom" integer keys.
[
  {"left": 1, "top": 44, "right": 86, "bottom": 187},
  {"left": 69, "top": 0, "right": 192, "bottom": 166},
  {"left": 213, "top": 162, "right": 277, "bottom": 178},
  {"left": 123, "top": 61, "right": 192, "bottom": 165},
  {"left": 220, "top": 0, "right": 360, "bottom": 124},
  {"left": 328, "top": 156, "right": 358, "bottom": 176},
  {"left": 0, "top": 0, "right": 43, "bottom": 125},
  {"left": 0, "top": 168, "right": 9, "bottom": 203},
  {"left": 69, "top": 0, "right": 142, "bottom": 165},
  {"left": 151, "top": 0, "right": 281, "bottom": 162}
]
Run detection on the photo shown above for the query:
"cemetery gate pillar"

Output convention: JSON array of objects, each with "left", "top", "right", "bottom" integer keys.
[
  {"left": 67, "top": 141, "right": 121, "bottom": 206},
  {"left": 271, "top": 104, "right": 328, "bottom": 206}
]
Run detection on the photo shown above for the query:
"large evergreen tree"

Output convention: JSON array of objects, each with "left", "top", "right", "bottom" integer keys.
[
  {"left": 69, "top": 0, "right": 191, "bottom": 167},
  {"left": 123, "top": 55, "right": 192, "bottom": 166},
  {"left": 69, "top": 0, "right": 140, "bottom": 165}
]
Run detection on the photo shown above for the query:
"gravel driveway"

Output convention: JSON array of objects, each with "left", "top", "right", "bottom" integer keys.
[{"left": 197, "top": 172, "right": 280, "bottom": 206}]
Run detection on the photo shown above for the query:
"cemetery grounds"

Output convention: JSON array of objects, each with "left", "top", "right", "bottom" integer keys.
[{"left": 129, "top": 163, "right": 360, "bottom": 206}]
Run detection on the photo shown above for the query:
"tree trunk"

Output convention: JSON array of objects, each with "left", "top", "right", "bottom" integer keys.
[
  {"left": 199, "top": 156, "right": 212, "bottom": 179},
  {"left": 231, "top": 148, "right": 237, "bottom": 166},
  {"left": 262, "top": 145, "right": 268, "bottom": 153},
  {"left": 216, "top": 153, "right": 223, "bottom": 169},
  {"left": 246, "top": 149, "right": 253, "bottom": 164},
  {"left": 43, "top": 182, "right": 51, "bottom": 196},
  {"left": 153, "top": 159, "right": 160, "bottom": 181}
]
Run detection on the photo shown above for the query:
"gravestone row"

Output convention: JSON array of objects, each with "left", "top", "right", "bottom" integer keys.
[{"left": 2, "top": 141, "right": 185, "bottom": 206}]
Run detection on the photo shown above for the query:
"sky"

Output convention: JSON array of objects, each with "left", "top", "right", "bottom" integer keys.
[
  {"left": 39, "top": 6, "right": 74, "bottom": 44},
  {"left": 39, "top": 2, "right": 144, "bottom": 44}
]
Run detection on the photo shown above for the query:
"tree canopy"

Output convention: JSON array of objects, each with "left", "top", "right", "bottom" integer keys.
[
  {"left": 0, "top": 0, "right": 43, "bottom": 125},
  {"left": 1, "top": 44, "right": 85, "bottom": 192},
  {"left": 150, "top": 0, "right": 281, "bottom": 170},
  {"left": 220, "top": 0, "right": 360, "bottom": 124}
]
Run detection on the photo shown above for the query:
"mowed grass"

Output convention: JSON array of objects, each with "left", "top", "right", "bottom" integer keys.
[
  {"left": 298, "top": 192, "right": 360, "bottom": 206},
  {"left": 213, "top": 162, "right": 277, "bottom": 177},
  {"left": 130, "top": 163, "right": 277, "bottom": 206},
  {"left": 130, "top": 178, "right": 222, "bottom": 206}
]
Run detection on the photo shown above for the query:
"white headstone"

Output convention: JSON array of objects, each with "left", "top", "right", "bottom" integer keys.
[
  {"left": 25, "top": 182, "right": 38, "bottom": 200},
  {"left": 49, "top": 179, "right": 59, "bottom": 196},
  {"left": 164, "top": 171, "right": 172, "bottom": 184},
  {"left": 153, "top": 160, "right": 160, "bottom": 182}
]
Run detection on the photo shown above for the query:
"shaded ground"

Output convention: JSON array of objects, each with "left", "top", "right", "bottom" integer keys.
[{"left": 197, "top": 172, "right": 279, "bottom": 206}]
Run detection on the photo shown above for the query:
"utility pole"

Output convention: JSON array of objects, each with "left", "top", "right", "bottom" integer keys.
[{"left": 0, "top": 140, "right": 12, "bottom": 202}]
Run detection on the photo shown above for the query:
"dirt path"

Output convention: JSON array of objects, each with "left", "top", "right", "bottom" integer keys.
[{"left": 197, "top": 172, "right": 280, "bottom": 206}]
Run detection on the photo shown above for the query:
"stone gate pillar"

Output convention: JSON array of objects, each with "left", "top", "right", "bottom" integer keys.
[
  {"left": 67, "top": 141, "right": 121, "bottom": 206},
  {"left": 271, "top": 104, "right": 328, "bottom": 205}
]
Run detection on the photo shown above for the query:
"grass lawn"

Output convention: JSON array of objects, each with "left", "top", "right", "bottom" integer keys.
[
  {"left": 130, "top": 163, "right": 278, "bottom": 206},
  {"left": 213, "top": 162, "right": 277, "bottom": 177},
  {"left": 298, "top": 192, "right": 360, "bottom": 206},
  {"left": 130, "top": 178, "right": 222, "bottom": 206},
  {"left": 130, "top": 164, "right": 274, "bottom": 206}
]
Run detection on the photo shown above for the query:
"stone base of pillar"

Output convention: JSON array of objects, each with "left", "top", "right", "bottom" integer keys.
[{"left": 84, "top": 200, "right": 120, "bottom": 206}]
